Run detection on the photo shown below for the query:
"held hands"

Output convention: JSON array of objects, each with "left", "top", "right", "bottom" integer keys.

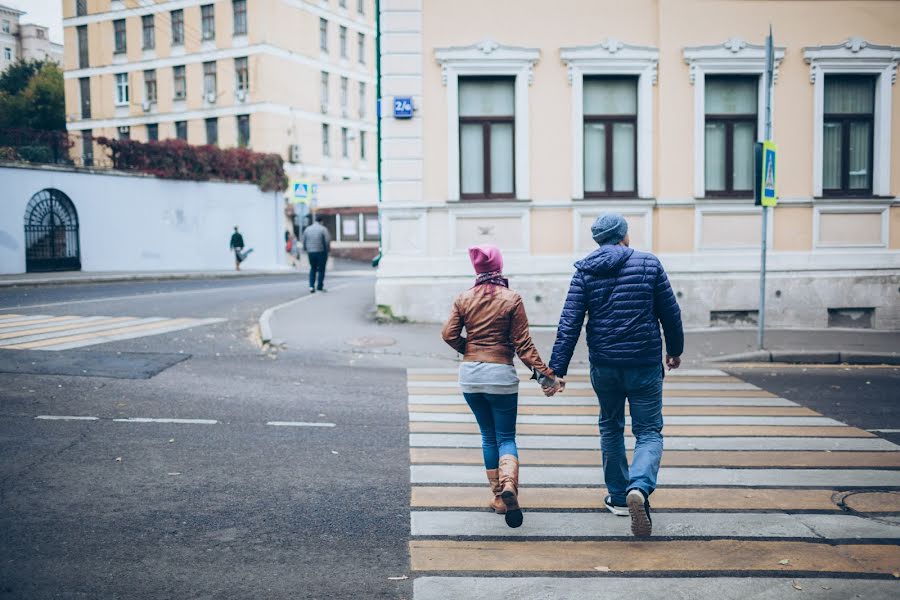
[
  {"left": 665, "top": 355, "right": 681, "bottom": 371},
  {"left": 542, "top": 376, "right": 566, "bottom": 397}
]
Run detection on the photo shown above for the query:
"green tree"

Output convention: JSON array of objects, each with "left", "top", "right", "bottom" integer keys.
[{"left": 0, "top": 60, "right": 65, "bottom": 131}]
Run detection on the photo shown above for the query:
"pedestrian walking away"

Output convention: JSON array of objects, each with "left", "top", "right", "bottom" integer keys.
[
  {"left": 302, "top": 215, "right": 331, "bottom": 293},
  {"left": 549, "top": 213, "right": 684, "bottom": 537},
  {"left": 229, "top": 226, "right": 247, "bottom": 271},
  {"left": 441, "top": 244, "right": 563, "bottom": 529}
]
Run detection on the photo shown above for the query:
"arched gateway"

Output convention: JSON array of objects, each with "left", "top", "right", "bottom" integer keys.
[{"left": 24, "top": 189, "right": 81, "bottom": 272}]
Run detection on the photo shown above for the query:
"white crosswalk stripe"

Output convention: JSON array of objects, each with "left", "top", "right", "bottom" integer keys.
[{"left": 406, "top": 367, "right": 900, "bottom": 599}]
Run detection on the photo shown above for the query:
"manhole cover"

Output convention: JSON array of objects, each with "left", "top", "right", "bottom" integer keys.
[
  {"left": 840, "top": 491, "right": 900, "bottom": 514},
  {"left": 346, "top": 336, "right": 397, "bottom": 348}
]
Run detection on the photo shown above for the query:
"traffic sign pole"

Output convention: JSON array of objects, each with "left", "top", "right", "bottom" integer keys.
[{"left": 758, "top": 26, "right": 774, "bottom": 351}]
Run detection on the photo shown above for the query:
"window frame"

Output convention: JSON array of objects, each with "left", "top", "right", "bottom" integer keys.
[
  {"left": 322, "top": 123, "right": 331, "bottom": 157},
  {"left": 205, "top": 117, "right": 218, "bottom": 145},
  {"left": 141, "top": 14, "right": 155, "bottom": 50},
  {"left": 203, "top": 61, "right": 217, "bottom": 99},
  {"left": 175, "top": 120, "right": 188, "bottom": 141},
  {"left": 582, "top": 76, "right": 639, "bottom": 199},
  {"left": 201, "top": 4, "right": 215, "bottom": 41},
  {"left": 357, "top": 32, "right": 365, "bottom": 64},
  {"left": 358, "top": 81, "right": 366, "bottom": 117},
  {"left": 233, "top": 0, "right": 247, "bottom": 36},
  {"left": 237, "top": 114, "right": 250, "bottom": 147},
  {"left": 339, "top": 25, "right": 348, "bottom": 59},
  {"left": 320, "top": 71, "right": 329, "bottom": 108},
  {"left": 79, "top": 77, "right": 91, "bottom": 119},
  {"left": 340, "top": 75, "right": 348, "bottom": 114},
  {"left": 3, "top": 47, "right": 10, "bottom": 61},
  {"left": 143, "top": 69, "right": 157, "bottom": 104},
  {"left": 170, "top": 9, "right": 184, "bottom": 46},
  {"left": 77, "top": 25, "right": 89, "bottom": 68},
  {"left": 360, "top": 130, "right": 367, "bottom": 161},
  {"left": 703, "top": 74, "right": 759, "bottom": 198},
  {"left": 458, "top": 77, "right": 517, "bottom": 201},
  {"left": 235, "top": 57, "right": 249, "bottom": 92},
  {"left": 821, "top": 74, "right": 876, "bottom": 197},
  {"left": 341, "top": 126, "right": 349, "bottom": 158},
  {"left": 114, "top": 73, "right": 129, "bottom": 106},
  {"left": 76, "top": 0, "right": 87, "bottom": 17},
  {"left": 1, "top": 20, "right": 8, "bottom": 34},
  {"left": 113, "top": 19, "right": 126, "bottom": 54},
  {"left": 173, "top": 65, "right": 186, "bottom": 100},
  {"left": 357, "top": 0, "right": 365, "bottom": 16},
  {"left": 147, "top": 123, "right": 159, "bottom": 142},
  {"left": 319, "top": 18, "right": 328, "bottom": 52},
  {"left": 82, "top": 129, "right": 93, "bottom": 166}
]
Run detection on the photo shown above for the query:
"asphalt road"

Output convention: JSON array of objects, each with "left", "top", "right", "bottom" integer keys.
[{"left": 0, "top": 275, "right": 412, "bottom": 599}]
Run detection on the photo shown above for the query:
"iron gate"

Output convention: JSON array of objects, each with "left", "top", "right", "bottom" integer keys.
[{"left": 24, "top": 189, "right": 81, "bottom": 272}]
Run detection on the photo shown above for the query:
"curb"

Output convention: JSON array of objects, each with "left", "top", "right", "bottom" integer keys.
[
  {"left": 257, "top": 283, "right": 351, "bottom": 345},
  {"left": 710, "top": 349, "right": 900, "bottom": 366},
  {"left": 0, "top": 270, "right": 295, "bottom": 288}
]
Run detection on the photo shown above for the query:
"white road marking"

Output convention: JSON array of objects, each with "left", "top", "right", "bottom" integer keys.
[
  {"left": 407, "top": 380, "right": 759, "bottom": 391},
  {"left": 869, "top": 429, "right": 900, "bottom": 433},
  {"left": 406, "top": 368, "right": 730, "bottom": 378},
  {"left": 35, "top": 415, "right": 99, "bottom": 421},
  {"left": 39, "top": 318, "right": 226, "bottom": 351},
  {"left": 408, "top": 412, "right": 844, "bottom": 427},
  {"left": 0, "top": 317, "right": 156, "bottom": 345},
  {"left": 266, "top": 421, "right": 337, "bottom": 427},
  {"left": 112, "top": 418, "right": 218, "bottom": 424},
  {"left": 407, "top": 395, "right": 799, "bottom": 407}
]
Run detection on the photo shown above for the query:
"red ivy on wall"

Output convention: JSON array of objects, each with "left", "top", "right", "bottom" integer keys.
[{"left": 96, "top": 138, "right": 288, "bottom": 192}]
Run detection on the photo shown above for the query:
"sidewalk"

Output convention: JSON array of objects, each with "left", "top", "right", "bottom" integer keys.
[{"left": 267, "top": 276, "right": 900, "bottom": 368}]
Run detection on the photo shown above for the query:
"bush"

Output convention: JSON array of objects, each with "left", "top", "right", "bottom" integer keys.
[
  {"left": 95, "top": 138, "right": 288, "bottom": 192},
  {"left": 17, "top": 145, "right": 53, "bottom": 163}
]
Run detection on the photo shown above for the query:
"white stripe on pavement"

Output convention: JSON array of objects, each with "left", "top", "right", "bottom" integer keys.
[
  {"left": 0, "top": 314, "right": 54, "bottom": 326},
  {"left": 406, "top": 368, "right": 730, "bottom": 377},
  {"left": 410, "top": 465, "right": 900, "bottom": 487},
  {"left": 0, "top": 317, "right": 154, "bottom": 345},
  {"left": 407, "top": 381, "right": 759, "bottom": 391},
  {"left": 266, "top": 421, "right": 336, "bottom": 427},
  {"left": 0, "top": 316, "right": 106, "bottom": 333},
  {"left": 410, "top": 511, "right": 900, "bottom": 539},
  {"left": 35, "top": 415, "right": 100, "bottom": 421},
  {"left": 869, "top": 429, "right": 900, "bottom": 433},
  {"left": 409, "top": 433, "right": 900, "bottom": 451},
  {"left": 112, "top": 418, "right": 218, "bottom": 424},
  {"left": 42, "top": 318, "right": 226, "bottom": 351},
  {"left": 408, "top": 395, "right": 799, "bottom": 407},
  {"left": 407, "top": 412, "right": 844, "bottom": 427}
]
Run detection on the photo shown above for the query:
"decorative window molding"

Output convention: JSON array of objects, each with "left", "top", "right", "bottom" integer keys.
[
  {"left": 694, "top": 203, "right": 774, "bottom": 251},
  {"left": 435, "top": 39, "right": 540, "bottom": 201},
  {"left": 447, "top": 205, "right": 531, "bottom": 254},
  {"left": 683, "top": 38, "right": 785, "bottom": 199},
  {"left": 804, "top": 38, "right": 900, "bottom": 197},
  {"left": 812, "top": 203, "right": 890, "bottom": 249},
  {"left": 561, "top": 38, "right": 659, "bottom": 200}
]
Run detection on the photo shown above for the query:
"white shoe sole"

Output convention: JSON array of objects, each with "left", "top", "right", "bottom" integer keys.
[
  {"left": 627, "top": 490, "right": 652, "bottom": 537},
  {"left": 605, "top": 503, "right": 629, "bottom": 517}
]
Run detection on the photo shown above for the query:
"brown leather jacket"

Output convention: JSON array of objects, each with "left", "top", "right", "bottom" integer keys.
[{"left": 441, "top": 285, "right": 554, "bottom": 378}]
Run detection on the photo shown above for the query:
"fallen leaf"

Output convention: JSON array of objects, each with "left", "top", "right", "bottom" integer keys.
[
  {"left": 593, "top": 566, "right": 610, "bottom": 572},
  {"left": 778, "top": 559, "right": 791, "bottom": 565},
  {"left": 387, "top": 575, "right": 408, "bottom": 581},
  {"left": 168, "top": 439, "right": 175, "bottom": 443},
  {"left": 791, "top": 581, "right": 802, "bottom": 591},
  {"left": 331, "top": 451, "right": 339, "bottom": 455}
]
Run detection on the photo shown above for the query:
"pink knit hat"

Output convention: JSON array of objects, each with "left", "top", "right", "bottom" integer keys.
[{"left": 468, "top": 244, "right": 503, "bottom": 274}]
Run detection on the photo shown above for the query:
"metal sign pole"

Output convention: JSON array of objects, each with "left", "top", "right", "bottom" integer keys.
[{"left": 758, "top": 26, "right": 774, "bottom": 350}]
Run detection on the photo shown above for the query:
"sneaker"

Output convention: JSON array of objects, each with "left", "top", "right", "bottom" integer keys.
[
  {"left": 626, "top": 488, "right": 652, "bottom": 537},
  {"left": 604, "top": 495, "right": 629, "bottom": 517},
  {"left": 309, "top": 288, "right": 316, "bottom": 294}
]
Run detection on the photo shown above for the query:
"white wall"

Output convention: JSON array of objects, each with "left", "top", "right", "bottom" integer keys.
[{"left": 0, "top": 164, "right": 285, "bottom": 274}]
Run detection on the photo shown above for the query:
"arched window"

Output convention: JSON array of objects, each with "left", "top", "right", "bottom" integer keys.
[{"left": 24, "top": 189, "right": 81, "bottom": 272}]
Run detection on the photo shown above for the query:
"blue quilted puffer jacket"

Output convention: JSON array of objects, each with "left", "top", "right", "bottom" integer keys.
[{"left": 549, "top": 244, "right": 684, "bottom": 376}]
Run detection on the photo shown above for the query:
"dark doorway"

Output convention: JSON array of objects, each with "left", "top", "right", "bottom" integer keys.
[{"left": 24, "top": 189, "right": 81, "bottom": 272}]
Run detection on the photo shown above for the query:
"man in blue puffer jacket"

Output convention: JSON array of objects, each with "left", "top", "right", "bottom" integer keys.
[{"left": 549, "top": 213, "right": 684, "bottom": 537}]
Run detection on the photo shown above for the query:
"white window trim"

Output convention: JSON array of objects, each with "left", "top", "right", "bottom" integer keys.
[
  {"left": 812, "top": 203, "right": 890, "bottom": 249},
  {"left": 435, "top": 39, "right": 540, "bottom": 201},
  {"left": 561, "top": 38, "right": 658, "bottom": 200},
  {"left": 804, "top": 38, "right": 900, "bottom": 198},
  {"left": 683, "top": 38, "right": 785, "bottom": 199},
  {"left": 115, "top": 73, "right": 129, "bottom": 106},
  {"left": 694, "top": 204, "right": 774, "bottom": 251},
  {"left": 447, "top": 205, "right": 531, "bottom": 255},
  {"left": 572, "top": 204, "right": 653, "bottom": 253}
]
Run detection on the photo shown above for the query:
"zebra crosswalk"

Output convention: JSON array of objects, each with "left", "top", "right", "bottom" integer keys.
[
  {"left": 0, "top": 313, "right": 224, "bottom": 351},
  {"left": 406, "top": 368, "right": 900, "bottom": 600}
]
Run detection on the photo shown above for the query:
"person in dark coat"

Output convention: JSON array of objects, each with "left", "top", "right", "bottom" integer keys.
[
  {"left": 549, "top": 213, "right": 684, "bottom": 537},
  {"left": 229, "top": 226, "right": 245, "bottom": 271},
  {"left": 302, "top": 215, "right": 331, "bottom": 293}
]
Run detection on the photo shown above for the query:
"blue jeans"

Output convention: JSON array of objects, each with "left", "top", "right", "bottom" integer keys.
[
  {"left": 307, "top": 252, "right": 327, "bottom": 290},
  {"left": 590, "top": 364, "right": 663, "bottom": 504},
  {"left": 463, "top": 392, "right": 518, "bottom": 470}
]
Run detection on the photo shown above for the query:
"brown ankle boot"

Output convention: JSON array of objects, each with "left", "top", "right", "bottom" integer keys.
[
  {"left": 498, "top": 455, "right": 523, "bottom": 528},
  {"left": 485, "top": 469, "right": 506, "bottom": 514}
]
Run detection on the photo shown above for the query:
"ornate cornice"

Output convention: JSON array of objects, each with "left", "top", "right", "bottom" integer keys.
[
  {"left": 560, "top": 38, "right": 659, "bottom": 85},
  {"left": 683, "top": 38, "right": 786, "bottom": 84},
  {"left": 804, "top": 38, "right": 900, "bottom": 84},
  {"left": 435, "top": 39, "right": 541, "bottom": 86}
]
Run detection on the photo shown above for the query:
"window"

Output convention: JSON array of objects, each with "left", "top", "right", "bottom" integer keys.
[
  {"left": 171, "top": 9, "right": 184, "bottom": 45},
  {"left": 358, "top": 0, "right": 365, "bottom": 15},
  {"left": 704, "top": 75, "right": 757, "bottom": 197},
  {"left": 341, "top": 127, "right": 349, "bottom": 158},
  {"left": 1, "top": 20, "right": 8, "bottom": 34},
  {"left": 203, "top": 61, "right": 217, "bottom": 100},
  {"left": 357, "top": 32, "right": 365, "bottom": 64},
  {"left": 237, "top": 114, "right": 250, "bottom": 147},
  {"left": 235, "top": 57, "right": 249, "bottom": 92},
  {"left": 173, "top": 65, "right": 186, "bottom": 99},
  {"left": 77, "top": 25, "right": 88, "bottom": 68},
  {"left": 37, "top": 29, "right": 45, "bottom": 40},
  {"left": 458, "top": 77, "right": 515, "bottom": 199},
  {"left": 113, "top": 19, "right": 126, "bottom": 54},
  {"left": 115, "top": 73, "right": 129, "bottom": 105},
  {"left": 322, "top": 123, "right": 330, "bottom": 156},
  {"left": 319, "top": 18, "right": 328, "bottom": 52},
  {"left": 201, "top": 4, "right": 215, "bottom": 40},
  {"left": 822, "top": 75, "right": 875, "bottom": 195},
  {"left": 340, "top": 76, "right": 348, "bottom": 114},
  {"left": 205, "top": 117, "right": 218, "bottom": 145},
  {"left": 339, "top": 0, "right": 347, "bottom": 8},
  {"left": 147, "top": 123, "right": 159, "bottom": 142},
  {"left": 76, "top": 0, "right": 87, "bottom": 17},
  {"left": 233, "top": 0, "right": 247, "bottom": 35},
  {"left": 340, "top": 213, "right": 359, "bottom": 241},
  {"left": 360, "top": 130, "right": 366, "bottom": 160},
  {"left": 364, "top": 213, "right": 380, "bottom": 242},
  {"left": 118, "top": 126, "right": 130, "bottom": 140},
  {"left": 175, "top": 120, "right": 188, "bottom": 141},
  {"left": 82, "top": 130, "right": 93, "bottom": 167},
  {"left": 339, "top": 26, "right": 347, "bottom": 58},
  {"left": 320, "top": 71, "right": 329, "bottom": 108},
  {"left": 358, "top": 81, "right": 366, "bottom": 117},
  {"left": 3, "top": 47, "right": 11, "bottom": 61},
  {"left": 144, "top": 69, "right": 157, "bottom": 103},
  {"left": 79, "top": 77, "right": 91, "bottom": 118},
  {"left": 583, "top": 77, "right": 637, "bottom": 197},
  {"left": 142, "top": 14, "right": 154, "bottom": 50}
]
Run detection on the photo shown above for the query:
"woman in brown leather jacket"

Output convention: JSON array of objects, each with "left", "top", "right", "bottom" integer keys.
[{"left": 441, "top": 244, "right": 562, "bottom": 528}]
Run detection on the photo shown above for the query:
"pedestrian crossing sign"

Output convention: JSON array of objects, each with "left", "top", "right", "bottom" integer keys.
[
  {"left": 755, "top": 140, "right": 777, "bottom": 207},
  {"left": 290, "top": 179, "right": 311, "bottom": 204}
]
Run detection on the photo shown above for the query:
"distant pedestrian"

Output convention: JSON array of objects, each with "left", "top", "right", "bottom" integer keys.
[
  {"left": 441, "top": 244, "right": 562, "bottom": 529},
  {"left": 302, "top": 215, "right": 331, "bottom": 293},
  {"left": 229, "top": 226, "right": 245, "bottom": 271},
  {"left": 549, "top": 213, "right": 684, "bottom": 537}
]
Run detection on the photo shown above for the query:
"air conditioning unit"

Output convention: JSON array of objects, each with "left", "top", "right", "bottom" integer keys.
[
  {"left": 289, "top": 144, "right": 301, "bottom": 163},
  {"left": 141, "top": 100, "right": 152, "bottom": 112},
  {"left": 206, "top": 92, "right": 216, "bottom": 104},
  {"left": 235, "top": 89, "right": 247, "bottom": 103}
]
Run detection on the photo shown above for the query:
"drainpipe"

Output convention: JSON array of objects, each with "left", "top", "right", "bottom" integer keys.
[{"left": 371, "top": 0, "right": 383, "bottom": 268}]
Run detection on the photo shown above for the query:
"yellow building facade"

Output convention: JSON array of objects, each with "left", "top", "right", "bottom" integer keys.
[
  {"left": 62, "top": 0, "right": 379, "bottom": 256},
  {"left": 376, "top": 0, "right": 900, "bottom": 329}
]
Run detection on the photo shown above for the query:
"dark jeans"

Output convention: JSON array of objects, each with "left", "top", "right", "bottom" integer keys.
[
  {"left": 590, "top": 364, "right": 664, "bottom": 504},
  {"left": 308, "top": 252, "right": 327, "bottom": 290},
  {"left": 462, "top": 392, "right": 518, "bottom": 470}
]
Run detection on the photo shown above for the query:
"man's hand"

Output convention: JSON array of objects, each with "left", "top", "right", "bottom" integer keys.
[
  {"left": 665, "top": 355, "right": 681, "bottom": 371},
  {"left": 557, "top": 377, "right": 566, "bottom": 393},
  {"left": 542, "top": 379, "right": 560, "bottom": 397}
]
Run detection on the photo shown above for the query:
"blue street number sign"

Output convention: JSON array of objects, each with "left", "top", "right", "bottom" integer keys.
[{"left": 393, "top": 96, "right": 414, "bottom": 119}]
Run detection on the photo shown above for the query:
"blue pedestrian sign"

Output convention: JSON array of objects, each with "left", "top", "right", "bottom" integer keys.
[
  {"left": 393, "top": 96, "right": 414, "bottom": 119},
  {"left": 290, "top": 179, "right": 311, "bottom": 204}
]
